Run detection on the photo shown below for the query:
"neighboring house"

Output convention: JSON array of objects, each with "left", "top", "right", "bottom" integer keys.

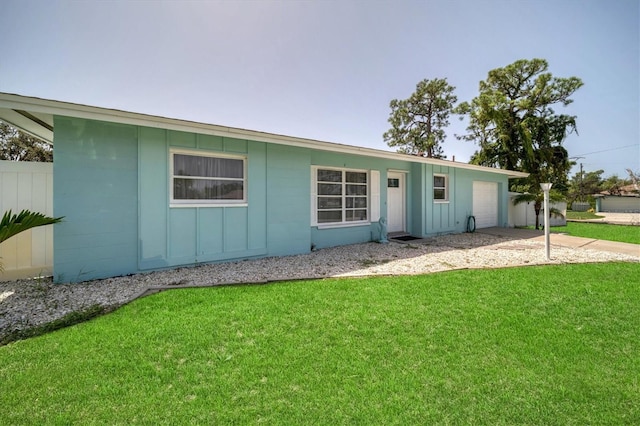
[
  {"left": 594, "top": 185, "right": 640, "bottom": 213},
  {"left": 0, "top": 93, "right": 527, "bottom": 283}
]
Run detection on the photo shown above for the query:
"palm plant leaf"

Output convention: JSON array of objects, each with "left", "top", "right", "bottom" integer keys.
[
  {"left": 0, "top": 210, "right": 63, "bottom": 244},
  {"left": 549, "top": 207, "right": 565, "bottom": 219},
  {"left": 512, "top": 192, "right": 539, "bottom": 206},
  {"left": 512, "top": 189, "right": 565, "bottom": 207}
]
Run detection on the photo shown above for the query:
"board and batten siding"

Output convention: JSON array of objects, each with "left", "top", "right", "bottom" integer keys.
[
  {"left": 50, "top": 115, "right": 516, "bottom": 283},
  {"left": 53, "top": 117, "right": 404, "bottom": 282},
  {"left": 138, "top": 128, "right": 269, "bottom": 271},
  {"left": 53, "top": 117, "right": 139, "bottom": 283},
  {"left": 265, "top": 143, "right": 312, "bottom": 256},
  {"left": 418, "top": 165, "right": 509, "bottom": 236},
  {"left": 425, "top": 164, "right": 457, "bottom": 234},
  {"left": 54, "top": 118, "right": 273, "bottom": 282},
  {"left": 0, "top": 160, "right": 54, "bottom": 281}
]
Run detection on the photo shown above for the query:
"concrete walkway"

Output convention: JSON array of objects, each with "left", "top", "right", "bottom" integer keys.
[{"left": 478, "top": 227, "right": 640, "bottom": 257}]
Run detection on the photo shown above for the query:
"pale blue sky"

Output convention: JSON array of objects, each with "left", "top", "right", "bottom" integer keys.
[{"left": 1, "top": 0, "right": 638, "bottom": 178}]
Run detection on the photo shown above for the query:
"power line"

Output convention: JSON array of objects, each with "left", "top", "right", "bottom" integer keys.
[{"left": 573, "top": 144, "right": 639, "bottom": 157}]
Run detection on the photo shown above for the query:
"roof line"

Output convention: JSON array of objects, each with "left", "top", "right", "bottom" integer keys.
[{"left": 0, "top": 92, "right": 529, "bottom": 178}]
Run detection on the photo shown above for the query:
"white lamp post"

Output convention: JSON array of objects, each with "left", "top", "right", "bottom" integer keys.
[{"left": 540, "top": 183, "right": 552, "bottom": 260}]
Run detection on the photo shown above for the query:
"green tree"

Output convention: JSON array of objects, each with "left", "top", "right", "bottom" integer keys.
[
  {"left": 0, "top": 120, "right": 52, "bottom": 162},
  {"left": 568, "top": 169, "right": 604, "bottom": 204},
  {"left": 383, "top": 78, "right": 457, "bottom": 159},
  {"left": 457, "top": 59, "right": 582, "bottom": 226},
  {"left": 457, "top": 59, "right": 583, "bottom": 192},
  {"left": 600, "top": 174, "right": 630, "bottom": 195}
]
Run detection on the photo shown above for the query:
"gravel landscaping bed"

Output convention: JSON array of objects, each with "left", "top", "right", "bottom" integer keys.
[{"left": 1, "top": 232, "right": 638, "bottom": 344}]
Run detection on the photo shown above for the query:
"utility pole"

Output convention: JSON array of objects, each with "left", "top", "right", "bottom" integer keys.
[
  {"left": 579, "top": 162, "right": 584, "bottom": 202},
  {"left": 570, "top": 156, "right": 585, "bottom": 202},
  {"left": 627, "top": 168, "right": 639, "bottom": 192}
]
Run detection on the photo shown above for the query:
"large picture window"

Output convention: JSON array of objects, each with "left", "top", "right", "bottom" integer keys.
[
  {"left": 171, "top": 150, "right": 246, "bottom": 206},
  {"left": 434, "top": 174, "right": 448, "bottom": 202},
  {"left": 314, "top": 167, "right": 368, "bottom": 225}
]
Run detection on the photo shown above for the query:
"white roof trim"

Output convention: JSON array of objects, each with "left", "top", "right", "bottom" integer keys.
[{"left": 0, "top": 92, "right": 529, "bottom": 178}]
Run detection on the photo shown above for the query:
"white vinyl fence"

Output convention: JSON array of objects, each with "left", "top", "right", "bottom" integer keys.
[
  {"left": 508, "top": 192, "right": 567, "bottom": 228},
  {"left": 0, "top": 160, "right": 54, "bottom": 281}
]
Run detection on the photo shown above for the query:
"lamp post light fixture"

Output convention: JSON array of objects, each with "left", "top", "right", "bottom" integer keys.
[{"left": 540, "top": 183, "right": 553, "bottom": 260}]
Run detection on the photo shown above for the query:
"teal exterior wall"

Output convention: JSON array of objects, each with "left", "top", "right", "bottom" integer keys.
[
  {"left": 52, "top": 116, "right": 511, "bottom": 283},
  {"left": 418, "top": 164, "right": 510, "bottom": 237},
  {"left": 265, "top": 144, "right": 311, "bottom": 256},
  {"left": 309, "top": 151, "right": 412, "bottom": 249},
  {"left": 53, "top": 117, "right": 139, "bottom": 282},
  {"left": 137, "top": 129, "right": 268, "bottom": 271}
]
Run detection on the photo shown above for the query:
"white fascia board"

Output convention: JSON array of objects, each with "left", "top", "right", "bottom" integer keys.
[{"left": 0, "top": 92, "right": 529, "bottom": 179}]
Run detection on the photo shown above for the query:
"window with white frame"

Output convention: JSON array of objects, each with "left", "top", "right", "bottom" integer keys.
[
  {"left": 314, "top": 167, "right": 368, "bottom": 225},
  {"left": 171, "top": 150, "right": 246, "bottom": 205},
  {"left": 433, "top": 174, "right": 448, "bottom": 202}
]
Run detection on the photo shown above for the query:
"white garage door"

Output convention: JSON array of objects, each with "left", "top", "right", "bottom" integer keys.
[{"left": 473, "top": 181, "right": 498, "bottom": 228}]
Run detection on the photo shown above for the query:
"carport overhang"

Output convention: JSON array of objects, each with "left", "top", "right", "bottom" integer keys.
[{"left": 0, "top": 99, "right": 53, "bottom": 144}]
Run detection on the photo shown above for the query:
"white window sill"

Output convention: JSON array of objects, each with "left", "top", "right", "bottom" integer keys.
[
  {"left": 434, "top": 200, "right": 450, "bottom": 204},
  {"left": 315, "top": 221, "right": 371, "bottom": 230},
  {"left": 170, "top": 203, "right": 248, "bottom": 208}
]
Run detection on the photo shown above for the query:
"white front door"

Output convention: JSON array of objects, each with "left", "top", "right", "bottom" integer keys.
[{"left": 387, "top": 172, "right": 405, "bottom": 233}]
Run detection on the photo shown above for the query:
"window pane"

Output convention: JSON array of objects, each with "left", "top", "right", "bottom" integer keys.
[
  {"left": 317, "top": 169, "right": 342, "bottom": 182},
  {"left": 318, "top": 210, "right": 343, "bottom": 223},
  {"left": 388, "top": 178, "right": 399, "bottom": 188},
  {"left": 346, "top": 172, "right": 367, "bottom": 184},
  {"left": 314, "top": 167, "right": 370, "bottom": 225},
  {"left": 346, "top": 209, "right": 367, "bottom": 221},
  {"left": 174, "top": 178, "right": 243, "bottom": 200},
  {"left": 318, "top": 183, "right": 342, "bottom": 195},
  {"left": 318, "top": 197, "right": 342, "bottom": 209},
  {"left": 346, "top": 184, "right": 367, "bottom": 196},
  {"left": 346, "top": 197, "right": 367, "bottom": 208},
  {"left": 434, "top": 176, "right": 446, "bottom": 188},
  {"left": 434, "top": 188, "right": 446, "bottom": 200},
  {"left": 174, "top": 154, "right": 243, "bottom": 178}
]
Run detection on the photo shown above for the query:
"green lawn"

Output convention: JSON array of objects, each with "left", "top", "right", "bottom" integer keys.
[
  {"left": 552, "top": 222, "right": 640, "bottom": 244},
  {"left": 566, "top": 210, "right": 603, "bottom": 220},
  {"left": 1, "top": 263, "right": 639, "bottom": 424}
]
